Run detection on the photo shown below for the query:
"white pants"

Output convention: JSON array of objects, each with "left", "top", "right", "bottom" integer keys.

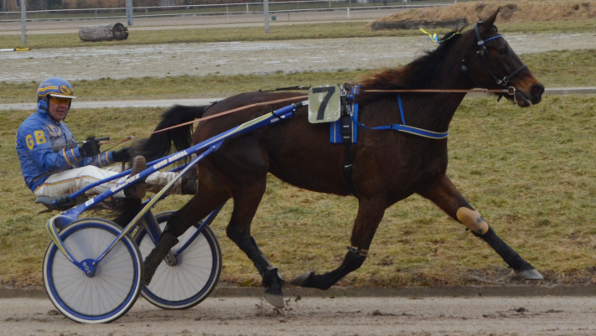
[{"left": 33, "top": 165, "right": 182, "bottom": 198}]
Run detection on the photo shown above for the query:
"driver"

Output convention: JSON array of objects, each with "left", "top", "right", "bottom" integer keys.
[{"left": 16, "top": 77, "right": 197, "bottom": 201}]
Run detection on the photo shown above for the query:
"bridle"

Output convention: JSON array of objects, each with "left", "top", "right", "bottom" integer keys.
[{"left": 472, "top": 21, "right": 528, "bottom": 89}]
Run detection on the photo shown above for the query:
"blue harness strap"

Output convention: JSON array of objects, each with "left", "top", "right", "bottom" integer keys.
[
  {"left": 352, "top": 94, "right": 449, "bottom": 140},
  {"left": 330, "top": 99, "right": 358, "bottom": 144}
]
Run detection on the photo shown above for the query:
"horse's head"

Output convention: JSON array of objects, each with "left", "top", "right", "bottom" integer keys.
[{"left": 459, "top": 8, "right": 544, "bottom": 107}]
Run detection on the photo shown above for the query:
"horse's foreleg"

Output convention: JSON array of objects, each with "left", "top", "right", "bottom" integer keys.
[
  {"left": 226, "top": 184, "right": 286, "bottom": 308},
  {"left": 291, "top": 198, "right": 386, "bottom": 290},
  {"left": 417, "top": 175, "right": 543, "bottom": 280}
]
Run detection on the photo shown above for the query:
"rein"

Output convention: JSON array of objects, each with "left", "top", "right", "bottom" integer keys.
[
  {"left": 362, "top": 87, "right": 516, "bottom": 95},
  {"left": 149, "top": 95, "right": 308, "bottom": 135},
  {"left": 100, "top": 95, "right": 309, "bottom": 151}
]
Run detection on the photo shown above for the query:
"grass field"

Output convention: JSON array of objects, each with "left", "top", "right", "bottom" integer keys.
[
  {"left": 1, "top": 15, "right": 596, "bottom": 289},
  {"left": 1, "top": 94, "right": 596, "bottom": 288}
]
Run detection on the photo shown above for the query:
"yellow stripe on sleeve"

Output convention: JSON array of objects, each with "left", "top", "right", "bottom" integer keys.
[{"left": 63, "top": 149, "right": 72, "bottom": 166}]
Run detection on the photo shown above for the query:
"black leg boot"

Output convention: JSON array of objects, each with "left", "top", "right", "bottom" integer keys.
[{"left": 143, "top": 232, "right": 179, "bottom": 286}]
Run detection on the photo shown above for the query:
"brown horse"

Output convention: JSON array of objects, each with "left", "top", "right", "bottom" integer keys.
[{"left": 137, "top": 9, "right": 545, "bottom": 308}]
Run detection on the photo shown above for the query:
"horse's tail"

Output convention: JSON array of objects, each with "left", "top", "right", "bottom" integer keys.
[
  {"left": 112, "top": 105, "right": 208, "bottom": 226},
  {"left": 131, "top": 104, "right": 209, "bottom": 162}
]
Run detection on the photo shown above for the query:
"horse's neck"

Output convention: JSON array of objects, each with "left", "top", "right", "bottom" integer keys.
[{"left": 405, "top": 62, "right": 473, "bottom": 132}]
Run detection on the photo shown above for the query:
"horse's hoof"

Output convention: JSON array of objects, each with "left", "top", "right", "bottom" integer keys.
[
  {"left": 264, "top": 287, "right": 284, "bottom": 308},
  {"left": 290, "top": 271, "right": 314, "bottom": 287},
  {"left": 517, "top": 268, "right": 544, "bottom": 280}
]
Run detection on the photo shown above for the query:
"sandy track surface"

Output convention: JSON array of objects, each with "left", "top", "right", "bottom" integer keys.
[
  {"left": 2, "top": 32, "right": 596, "bottom": 84},
  {"left": 2, "top": 295, "right": 596, "bottom": 335}
]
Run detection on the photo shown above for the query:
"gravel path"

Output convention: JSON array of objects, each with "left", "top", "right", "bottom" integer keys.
[{"left": 1, "top": 32, "right": 595, "bottom": 84}]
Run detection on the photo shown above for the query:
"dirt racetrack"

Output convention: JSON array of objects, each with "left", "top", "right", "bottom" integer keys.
[{"left": 3, "top": 293, "right": 596, "bottom": 335}]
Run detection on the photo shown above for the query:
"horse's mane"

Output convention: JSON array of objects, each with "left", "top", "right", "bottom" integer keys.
[{"left": 358, "top": 30, "right": 463, "bottom": 92}]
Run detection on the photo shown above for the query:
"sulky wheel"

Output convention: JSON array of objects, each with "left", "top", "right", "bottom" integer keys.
[
  {"left": 134, "top": 211, "right": 222, "bottom": 310},
  {"left": 43, "top": 218, "right": 143, "bottom": 323}
]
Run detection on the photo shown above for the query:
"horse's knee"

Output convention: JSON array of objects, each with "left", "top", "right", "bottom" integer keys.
[{"left": 456, "top": 207, "right": 489, "bottom": 235}]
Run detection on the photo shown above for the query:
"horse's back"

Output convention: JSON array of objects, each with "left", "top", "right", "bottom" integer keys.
[{"left": 195, "top": 91, "right": 350, "bottom": 195}]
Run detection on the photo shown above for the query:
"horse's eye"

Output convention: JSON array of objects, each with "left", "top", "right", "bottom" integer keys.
[{"left": 498, "top": 48, "right": 508, "bottom": 55}]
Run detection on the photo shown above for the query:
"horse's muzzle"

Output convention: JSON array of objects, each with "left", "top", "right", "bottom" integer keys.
[
  {"left": 530, "top": 84, "right": 545, "bottom": 104},
  {"left": 516, "top": 83, "right": 544, "bottom": 107}
]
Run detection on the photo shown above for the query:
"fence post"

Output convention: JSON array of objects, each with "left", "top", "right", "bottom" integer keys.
[
  {"left": 126, "top": 0, "right": 133, "bottom": 26},
  {"left": 263, "top": 0, "right": 269, "bottom": 33},
  {"left": 246, "top": 3, "right": 249, "bottom": 14},
  {"left": 347, "top": 7, "right": 349, "bottom": 18},
  {"left": 19, "top": 0, "right": 26, "bottom": 44}
]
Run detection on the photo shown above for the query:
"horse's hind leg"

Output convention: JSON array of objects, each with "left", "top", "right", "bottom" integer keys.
[
  {"left": 291, "top": 198, "right": 386, "bottom": 290},
  {"left": 417, "top": 174, "right": 543, "bottom": 280},
  {"left": 143, "top": 170, "right": 230, "bottom": 286},
  {"left": 226, "top": 183, "right": 286, "bottom": 308}
]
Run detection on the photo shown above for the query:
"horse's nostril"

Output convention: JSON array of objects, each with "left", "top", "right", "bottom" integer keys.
[{"left": 531, "top": 84, "right": 545, "bottom": 96}]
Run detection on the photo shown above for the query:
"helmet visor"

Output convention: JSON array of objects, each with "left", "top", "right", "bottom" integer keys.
[
  {"left": 50, "top": 96, "right": 73, "bottom": 105},
  {"left": 49, "top": 93, "right": 76, "bottom": 99}
]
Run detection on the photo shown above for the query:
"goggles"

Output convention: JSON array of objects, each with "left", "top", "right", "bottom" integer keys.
[{"left": 50, "top": 96, "right": 72, "bottom": 105}]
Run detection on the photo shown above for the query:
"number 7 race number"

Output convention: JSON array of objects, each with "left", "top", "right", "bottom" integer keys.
[{"left": 307, "top": 84, "right": 341, "bottom": 124}]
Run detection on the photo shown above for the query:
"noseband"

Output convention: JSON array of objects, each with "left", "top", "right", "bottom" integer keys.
[{"left": 473, "top": 21, "right": 528, "bottom": 88}]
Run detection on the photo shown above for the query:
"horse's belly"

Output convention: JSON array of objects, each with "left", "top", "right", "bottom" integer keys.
[{"left": 266, "top": 120, "right": 350, "bottom": 195}]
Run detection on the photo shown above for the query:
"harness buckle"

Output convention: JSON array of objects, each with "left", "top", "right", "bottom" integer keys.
[
  {"left": 497, "top": 76, "right": 509, "bottom": 85},
  {"left": 340, "top": 85, "right": 348, "bottom": 97}
]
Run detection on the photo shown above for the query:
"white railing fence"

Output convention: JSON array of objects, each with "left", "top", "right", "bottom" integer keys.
[{"left": 0, "top": 0, "right": 459, "bottom": 22}]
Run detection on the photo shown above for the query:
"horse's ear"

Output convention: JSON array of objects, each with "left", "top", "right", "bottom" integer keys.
[{"left": 481, "top": 7, "right": 500, "bottom": 30}]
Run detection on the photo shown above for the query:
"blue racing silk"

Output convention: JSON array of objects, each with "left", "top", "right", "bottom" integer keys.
[{"left": 16, "top": 101, "right": 115, "bottom": 192}]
